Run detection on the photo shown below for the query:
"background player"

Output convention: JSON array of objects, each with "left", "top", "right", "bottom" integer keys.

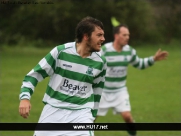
[
  {"left": 19, "top": 16, "right": 106, "bottom": 136},
  {"left": 97, "top": 24, "right": 168, "bottom": 136}
]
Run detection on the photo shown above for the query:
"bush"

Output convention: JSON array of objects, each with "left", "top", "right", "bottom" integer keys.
[{"left": 0, "top": 0, "right": 180, "bottom": 47}]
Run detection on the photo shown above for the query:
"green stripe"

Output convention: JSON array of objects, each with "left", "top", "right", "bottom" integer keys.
[
  {"left": 104, "top": 51, "right": 131, "bottom": 56},
  {"left": 34, "top": 64, "right": 49, "bottom": 78},
  {"left": 55, "top": 67, "right": 94, "bottom": 84},
  {"left": 94, "top": 95, "right": 101, "bottom": 102},
  {"left": 89, "top": 130, "right": 92, "bottom": 136},
  {"left": 93, "top": 81, "right": 104, "bottom": 88},
  {"left": 130, "top": 55, "right": 136, "bottom": 63},
  {"left": 45, "top": 53, "right": 56, "bottom": 72},
  {"left": 57, "top": 44, "right": 65, "bottom": 51},
  {"left": 24, "top": 75, "right": 38, "bottom": 86},
  {"left": 58, "top": 52, "right": 103, "bottom": 70},
  {"left": 101, "top": 55, "right": 107, "bottom": 64},
  {"left": 101, "top": 45, "right": 106, "bottom": 52},
  {"left": 20, "top": 87, "right": 33, "bottom": 95},
  {"left": 148, "top": 59, "right": 154, "bottom": 66},
  {"left": 133, "top": 62, "right": 139, "bottom": 68},
  {"left": 104, "top": 86, "right": 125, "bottom": 90},
  {"left": 107, "top": 61, "right": 128, "bottom": 67},
  {"left": 91, "top": 109, "right": 98, "bottom": 117},
  {"left": 141, "top": 59, "right": 145, "bottom": 69},
  {"left": 95, "top": 69, "right": 106, "bottom": 79},
  {"left": 105, "top": 76, "right": 127, "bottom": 82},
  {"left": 46, "top": 86, "right": 101, "bottom": 105},
  {"left": 43, "top": 101, "right": 47, "bottom": 105}
]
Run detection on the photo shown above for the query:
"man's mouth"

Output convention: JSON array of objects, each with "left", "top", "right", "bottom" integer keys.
[
  {"left": 98, "top": 41, "right": 104, "bottom": 45},
  {"left": 97, "top": 43, "right": 102, "bottom": 46}
]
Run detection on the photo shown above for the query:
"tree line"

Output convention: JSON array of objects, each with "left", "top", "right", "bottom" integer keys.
[{"left": 0, "top": 0, "right": 180, "bottom": 47}]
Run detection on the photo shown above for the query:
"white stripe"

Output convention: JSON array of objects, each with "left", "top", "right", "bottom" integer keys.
[
  {"left": 100, "top": 49, "right": 105, "bottom": 56},
  {"left": 103, "top": 86, "right": 127, "bottom": 93},
  {"left": 39, "top": 58, "right": 54, "bottom": 76},
  {"left": 149, "top": 56, "right": 154, "bottom": 64},
  {"left": 27, "top": 70, "right": 44, "bottom": 82},
  {"left": 104, "top": 42, "right": 113, "bottom": 50},
  {"left": 106, "top": 66, "right": 127, "bottom": 77},
  {"left": 90, "top": 52, "right": 104, "bottom": 63},
  {"left": 138, "top": 59, "right": 143, "bottom": 69},
  {"left": 104, "top": 80, "right": 126, "bottom": 88},
  {"left": 131, "top": 48, "right": 136, "bottom": 56},
  {"left": 93, "top": 76, "right": 105, "bottom": 84},
  {"left": 105, "top": 55, "right": 131, "bottom": 63},
  {"left": 104, "top": 43, "right": 131, "bottom": 52},
  {"left": 50, "top": 47, "right": 59, "bottom": 60},
  {"left": 64, "top": 42, "right": 75, "bottom": 48},
  {"left": 122, "top": 45, "right": 131, "bottom": 51},
  {"left": 57, "top": 60, "right": 101, "bottom": 76},
  {"left": 21, "top": 81, "right": 34, "bottom": 91},
  {"left": 20, "top": 92, "right": 31, "bottom": 98},
  {"left": 93, "top": 102, "right": 100, "bottom": 110},
  {"left": 20, "top": 95, "right": 30, "bottom": 100},
  {"left": 93, "top": 87, "right": 103, "bottom": 95},
  {"left": 143, "top": 58, "right": 149, "bottom": 68},
  {"left": 19, "top": 92, "right": 31, "bottom": 100}
]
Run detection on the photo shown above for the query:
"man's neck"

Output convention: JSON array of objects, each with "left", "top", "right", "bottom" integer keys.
[
  {"left": 76, "top": 42, "right": 91, "bottom": 58},
  {"left": 113, "top": 41, "right": 124, "bottom": 52}
]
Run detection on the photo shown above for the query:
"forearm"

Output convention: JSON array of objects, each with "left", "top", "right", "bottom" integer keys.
[
  {"left": 20, "top": 67, "right": 45, "bottom": 100},
  {"left": 20, "top": 77, "right": 36, "bottom": 100},
  {"left": 131, "top": 56, "right": 154, "bottom": 70}
]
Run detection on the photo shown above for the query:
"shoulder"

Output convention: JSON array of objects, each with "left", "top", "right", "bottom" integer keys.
[
  {"left": 93, "top": 52, "right": 107, "bottom": 67},
  {"left": 101, "top": 42, "right": 113, "bottom": 51},
  {"left": 57, "top": 42, "right": 75, "bottom": 52},
  {"left": 123, "top": 45, "right": 137, "bottom": 56},
  {"left": 122, "top": 44, "right": 132, "bottom": 51},
  {"left": 123, "top": 44, "right": 136, "bottom": 52}
]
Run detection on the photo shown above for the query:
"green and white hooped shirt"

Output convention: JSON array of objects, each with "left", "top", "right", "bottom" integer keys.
[
  {"left": 20, "top": 42, "right": 107, "bottom": 117},
  {"left": 101, "top": 42, "right": 154, "bottom": 93}
]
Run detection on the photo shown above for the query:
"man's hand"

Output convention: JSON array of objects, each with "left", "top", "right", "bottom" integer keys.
[
  {"left": 153, "top": 49, "right": 168, "bottom": 61},
  {"left": 19, "top": 99, "right": 31, "bottom": 119}
]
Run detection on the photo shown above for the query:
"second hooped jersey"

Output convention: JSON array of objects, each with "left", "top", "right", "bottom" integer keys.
[{"left": 101, "top": 42, "right": 154, "bottom": 93}]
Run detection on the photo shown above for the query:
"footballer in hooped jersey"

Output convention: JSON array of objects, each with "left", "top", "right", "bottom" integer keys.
[
  {"left": 19, "top": 16, "right": 106, "bottom": 136},
  {"left": 97, "top": 23, "right": 168, "bottom": 136}
]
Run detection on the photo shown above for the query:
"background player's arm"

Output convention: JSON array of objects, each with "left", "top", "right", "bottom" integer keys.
[
  {"left": 92, "top": 57, "right": 107, "bottom": 117},
  {"left": 130, "top": 48, "right": 168, "bottom": 69},
  {"left": 19, "top": 47, "right": 59, "bottom": 118}
]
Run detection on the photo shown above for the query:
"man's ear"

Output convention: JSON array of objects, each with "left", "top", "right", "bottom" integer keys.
[
  {"left": 114, "top": 34, "right": 118, "bottom": 39},
  {"left": 83, "top": 34, "right": 89, "bottom": 41}
]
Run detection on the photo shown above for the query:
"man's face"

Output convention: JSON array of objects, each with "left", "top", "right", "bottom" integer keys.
[
  {"left": 116, "top": 27, "right": 130, "bottom": 46},
  {"left": 87, "top": 26, "right": 105, "bottom": 52}
]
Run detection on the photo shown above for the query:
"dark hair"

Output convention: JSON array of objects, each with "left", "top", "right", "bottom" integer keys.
[
  {"left": 75, "top": 16, "right": 104, "bottom": 43},
  {"left": 113, "top": 24, "right": 128, "bottom": 35}
]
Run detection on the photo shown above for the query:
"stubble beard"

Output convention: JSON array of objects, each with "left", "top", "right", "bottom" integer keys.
[{"left": 86, "top": 38, "right": 99, "bottom": 52}]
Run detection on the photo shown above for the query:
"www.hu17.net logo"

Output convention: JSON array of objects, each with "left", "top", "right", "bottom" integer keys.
[{"left": 86, "top": 66, "right": 93, "bottom": 76}]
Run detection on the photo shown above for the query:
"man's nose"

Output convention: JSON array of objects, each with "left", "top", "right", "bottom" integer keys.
[{"left": 102, "top": 36, "right": 105, "bottom": 41}]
